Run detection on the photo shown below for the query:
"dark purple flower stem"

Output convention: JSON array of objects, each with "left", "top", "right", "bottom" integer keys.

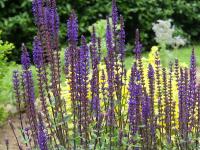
[{"left": 13, "top": 70, "right": 27, "bottom": 146}]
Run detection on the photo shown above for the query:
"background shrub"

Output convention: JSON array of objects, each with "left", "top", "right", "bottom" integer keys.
[
  {"left": 0, "top": 30, "right": 14, "bottom": 80},
  {"left": 0, "top": 0, "right": 200, "bottom": 62}
]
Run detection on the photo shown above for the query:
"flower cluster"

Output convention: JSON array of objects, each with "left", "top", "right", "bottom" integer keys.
[
  {"left": 152, "top": 19, "right": 187, "bottom": 49},
  {"left": 10, "top": 0, "right": 200, "bottom": 150}
]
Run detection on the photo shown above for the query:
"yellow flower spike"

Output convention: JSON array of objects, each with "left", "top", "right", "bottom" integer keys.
[
  {"left": 148, "top": 46, "right": 159, "bottom": 65},
  {"left": 151, "top": 46, "right": 159, "bottom": 52}
]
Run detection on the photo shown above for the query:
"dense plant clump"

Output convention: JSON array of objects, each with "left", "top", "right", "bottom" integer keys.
[
  {"left": 0, "top": 30, "right": 15, "bottom": 121},
  {"left": 10, "top": 0, "right": 200, "bottom": 149},
  {"left": 0, "top": 30, "right": 14, "bottom": 80},
  {"left": 1, "top": 0, "right": 200, "bottom": 62}
]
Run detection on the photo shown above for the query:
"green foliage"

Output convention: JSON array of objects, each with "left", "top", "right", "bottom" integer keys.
[
  {"left": 0, "top": 30, "right": 16, "bottom": 105},
  {"left": 173, "top": 0, "right": 200, "bottom": 38},
  {"left": 0, "top": 30, "right": 15, "bottom": 78},
  {"left": 88, "top": 19, "right": 107, "bottom": 58},
  {"left": 0, "top": 31, "right": 14, "bottom": 61},
  {"left": 0, "top": 0, "right": 35, "bottom": 62},
  {"left": 0, "top": 107, "right": 8, "bottom": 125},
  {"left": 0, "top": 64, "right": 21, "bottom": 104},
  {"left": 0, "top": 32, "right": 18, "bottom": 124}
]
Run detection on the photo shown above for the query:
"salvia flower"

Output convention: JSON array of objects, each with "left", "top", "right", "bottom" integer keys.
[
  {"left": 67, "top": 11, "right": 78, "bottom": 47},
  {"left": 13, "top": 70, "right": 26, "bottom": 138},
  {"left": 21, "top": 43, "right": 31, "bottom": 70},
  {"left": 23, "top": 71, "right": 36, "bottom": 113},
  {"left": 142, "top": 94, "right": 150, "bottom": 125},
  {"left": 178, "top": 68, "right": 184, "bottom": 125},
  {"left": 32, "top": 0, "right": 43, "bottom": 26},
  {"left": 148, "top": 64, "right": 155, "bottom": 115},
  {"left": 128, "top": 64, "right": 141, "bottom": 137},
  {"left": 106, "top": 17, "right": 113, "bottom": 58},
  {"left": 50, "top": 8, "right": 59, "bottom": 38},
  {"left": 33, "top": 36, "right": 44, "bottom": 68},
  {"left": 105, "top": 18, "right": 115, "bottom": 101},
  {"left": 188, "top": 48, "right": 196, "bottom": 129},
  {"left": 80, "top": 36, "right": 89, "bottom": 83},
  {"left": 22, "top": 70, "right": 38, "bottom": 144},
  {"left": 119, "top": 15, "right": 125, "bottom": 61},
  {"left": 79, "top": 36, "right": 90, "bottom": 140},
  {"left": 112, "top": 0, "right": 118, "bottom": 29},
  {"left": 44, "top": 6, "right": 59, "bottom": 50},
  {"left": 37, "top": 113, "right": 48, "bottom": 150},
  {"left": 134, "top": 29, "right": 142, "bottom": 60},
  {"left": 13, "top": 70, "right": 20, "bottom": 103}
]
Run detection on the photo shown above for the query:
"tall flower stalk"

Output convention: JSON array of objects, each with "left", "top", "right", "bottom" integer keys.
[
  {"left": 11, "top": 1, "right": 200, "bottom": 149},
  {"left": 66, "top": 10, "right": 79, "bottom": 149}
]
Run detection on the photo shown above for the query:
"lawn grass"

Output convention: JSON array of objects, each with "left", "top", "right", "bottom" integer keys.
[
  {"left": 124, "top": 44, "right": 200, "bottom": 69},
  {"left": 169, "top": 44, "right": 200, "bottom": 67}
]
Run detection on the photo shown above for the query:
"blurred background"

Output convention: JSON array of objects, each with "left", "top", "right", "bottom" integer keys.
[
  {"left": 1, "top": 0, "right": 200, "bottom": 62},
  {"left": 0, "top": 0, "right": 200, "bottom": 124}
]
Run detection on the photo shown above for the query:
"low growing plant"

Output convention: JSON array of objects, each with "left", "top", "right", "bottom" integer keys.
[
  {"left": 9, "top": 0, "right": 200, "bottom": 150},
  {"left": 0, "top": 30, "right": 16, "bottom": 121}
]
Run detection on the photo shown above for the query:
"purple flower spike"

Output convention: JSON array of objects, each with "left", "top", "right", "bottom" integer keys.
[
  {"left": 67, "top": 11, "right": 78, "bottom": 47},
  {"left": 32, "top": 0, "right": 43, "bottom": 26},
  {"left": 105, "top": 17, "right": 115, "bottom": 102},
  {"left": 128, "top": 64, "right": 141, "bottom": 137},
  {"left": 23, "top": 70, "right": 36, "bottom": 117},
  {"left": 51, "top": 8, "right": 59, "bottom": 37},
  {"left": 142, "top": 95, "right": 150, "bottom": 124},
  {"left": 90, "top": 27, "right": 100, "bottom": 118},
  {"left": 148, "top": 64, "right": 155, "bottom": 100},
  {"left": 33, "top": 36, "right": 44, "bottom": 68},
  {"left": 106, "top": 17, "right": 113, "bottom": 57},
  {"left": 112, "top": 0, "right": 118, "bottom": 29},
  {"left": 37, "top": 113, "right": 48, "bottom": 150},
  {"left": 91, "top": 26, "right": 99, "bottom": 65},
  {"left": 80, "top": 36, "right": 89, "bottom": 111},
  {"left": 190, "top": 48, "right": 196, "bottom": 88},
  {"left": 178, "top": 68, "right": 185, "bottom": 131},
  {"left": 13, "top": 70, "right": 20, "bottom": 102},
  {"left": 45, "top": 7, "right": 59, "bottom": 43},
  {"left": 148, "top": 64, "right": 154, "bottom": 78},
  {"left": 21, "top": 43, "right": 31, "bottom": 70},
  {"left": 188, "top": 49, "right": 196, "bottom": 129},
  {"left": 22, "top": 70, "right": 38, "bottom": 145},
  {"left": 134, "top": 29, "right": 142, "bottom": 60},
  {"left": 80, "top": 35, "right": 89, "bottom": 78},
  {"left": 119, "top": 15, "right": 125, "bottom": 61},
  {"left": 50, "top": 0, "right": 56, "bottom": 8}
]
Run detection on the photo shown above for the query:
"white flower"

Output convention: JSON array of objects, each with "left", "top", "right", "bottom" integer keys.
[
  {"left": 172, "top": 36, "right": 187, "bottom": 48},
  {"left": 152, "top": 19, "right": 187, "bottom": 48}
]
